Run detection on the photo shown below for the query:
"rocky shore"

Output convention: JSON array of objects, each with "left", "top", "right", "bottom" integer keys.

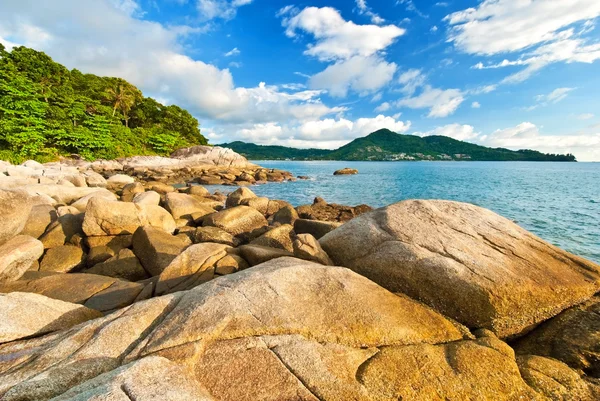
[{"left": 1, "top": 147, "right": 600, "bottom": 400}]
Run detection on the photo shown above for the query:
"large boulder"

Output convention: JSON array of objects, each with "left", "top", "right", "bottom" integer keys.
[
  {"left": 297, "top": 197, "right": 372, "bottom": 223},
  {"left": 20, "top": 204, "right": 57, "bottom": 239},
  {"left": 513, "top": 296, "right": 600, "bottom": 378},
  {"left": 164, "top": 192, "right": 216, "bottom": 220},
  {"left": 294, "top": 218, "right": 341, "bottom": 239},
  {"left": 203, "top": 205, "right": 267, "bottom": 236},
  {"left": 0, "top": 258, "right": 547, "bottom": 400},
  {"left": 132, "top": 190, "right": 161, "bottom": 205},
  {"left": 0, "top": 236, "right": 44, "bottom": 283},
  {"left": 225, "top": 187, "right": 257, "bottom": 208},
  {"left": 39, "top": 245, "right": 85, "bottom": 273},
  {"left": 0, "top": 271, "right": 145, "bottom": 313},
  {"left": 170, "top": 145, "right": 252, "bottom": 167},
  {"left": 0, "top": 189, "right": 33, "bottom": 245},
  {"left": 320, "top": 200, "right": 600, "bottom": 338},
  {"left": 192, "top": 226, "right": 238, "bottom": 246},
  {"left": 39, "top": 213, "right": 84, "bottom": 249},
  {"left": 85, "top": 249, "right": 149, "bottom": 282},
  {"left": 83, "top": 197, "right": 176, "bottom": 236},
  {"left": 0, "top": 292, "right": 102, "bottom": 344},
  {"left": 250, "top": 224, "right": 295, "bottom": 252},
  {"left": 132, "top": 226, "right": 190, "bottom": 276},
  {"left": 155, "top": 243, "right": 231, "bottom": 295},
  {"left": 293, "top": 233, "right": 333, "bottom": 265},
  {"left": 70, "top": 191, "right": 117, "bottom": 212}
]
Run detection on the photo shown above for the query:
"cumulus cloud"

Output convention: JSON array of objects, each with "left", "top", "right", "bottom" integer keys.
[
  {"left": 0, "top": 0, "right": 344, "bottom": 128},
  {"left": 414, "top": 123, "right": 479, "bottom": 141},
  {"left": 309, "top": 55, "right": 397, "bottom": 97},
  {"left": 210, "top": 114, "right": 411, "bottom": 149},
  {"left": 396, "top": 86, "right": 464, "bottom": 118},
  {"left": 375, "top": 102, "right": 391, "bottom": 112},
  {"left": 447, "top": 0, "right": 600, "bottom": 82}
]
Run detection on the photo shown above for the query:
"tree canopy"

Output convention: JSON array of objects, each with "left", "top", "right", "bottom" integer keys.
[{"left": 0, "top": 45, "right": 207, "bottom": 163}]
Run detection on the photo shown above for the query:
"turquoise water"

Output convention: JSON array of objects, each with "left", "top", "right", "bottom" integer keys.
[{"left": 207, "top": 161, "right": 600, "bottom": 263}]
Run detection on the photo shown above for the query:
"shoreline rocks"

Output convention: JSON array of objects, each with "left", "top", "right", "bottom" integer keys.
[
  {"left": 333, "top": 167, "right": 358, "bottom": 175},
  {"left": 1, "top": 153, "right": 600, "bottom": 399}
]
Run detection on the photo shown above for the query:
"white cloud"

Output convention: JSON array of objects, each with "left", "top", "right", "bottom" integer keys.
[
  {"left": 281, "top": 6, "right": 404, "bottom": 61},
  {"left": 525, "top": 87, "right": 575, "bottom": 111},
  {"left": 478, "top": 122, "right": 600, "bottom": 161},
  {"left": 213, "top": 114, "right": 411, "bottom": 149},
  {"left": 396, "top": 86, "right": 465, "bottom": 118},
  {"left": 398, "top": 68, "right": 426, "bottom": 95},
  {"left": 375, "top": 102, "right": 390, "bottom": 112},
  {"left": 224, "top": 47, "right": 240, "bottom": 57},
  {"left": 0, "top": 0, "right": 345, "bottom": 129},
  {"left": 577, "top": 113, "right": 595, "bottom": 120},
  {"left": 471, "top": 101, "right": 481, "bottom": 109},
  {"left": 197, "top": 0, "right": 253, "bottom": 21},
  {"left": 447, "top": 0, "right": 600, "bottom": 82},
  {"left": 354, "top": 0, "right": 385, "bottom": 25},
  {"left": 414, "top": 124, "right": 479, "bottom": 141},
  {"left": 309, "top": 55, "right": 397, "bottom": 97},
  {"left": 430, "top": 25, "right": 438, "bottom": 33}
]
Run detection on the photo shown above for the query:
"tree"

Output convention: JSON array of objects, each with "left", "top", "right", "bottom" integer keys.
[{"left": 104, "top": 79, "right": 141, "bottom": 127}]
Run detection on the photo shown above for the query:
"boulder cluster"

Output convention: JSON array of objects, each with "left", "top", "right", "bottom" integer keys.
[{"left": 1, "top": 158, "right": 600, "bottom": 400}]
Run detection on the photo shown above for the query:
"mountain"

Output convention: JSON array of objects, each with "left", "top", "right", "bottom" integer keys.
[
  {"left": 220, "top": 129, "right": 576, "bottom": 162},
  {"left": 0, "top": 45, "right": 207, "bottom": 164}
]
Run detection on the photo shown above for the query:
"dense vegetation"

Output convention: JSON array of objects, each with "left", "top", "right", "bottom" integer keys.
[
  {"left": 221, "top": 129, "right": 577, "bottom": 162},
  {"left": 0, "top": 45, "right": 206, "bottom": 163}
]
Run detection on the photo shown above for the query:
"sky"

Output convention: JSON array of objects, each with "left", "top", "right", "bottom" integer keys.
[{"left": 1, "top": 0, "right": 600, "bottom": 161}]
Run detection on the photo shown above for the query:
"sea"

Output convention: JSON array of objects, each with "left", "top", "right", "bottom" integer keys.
[{"left": 204, "top": 161, "right": 600, "bottom": 264}]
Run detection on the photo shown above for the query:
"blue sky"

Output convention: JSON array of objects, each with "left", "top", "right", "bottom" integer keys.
[{"left": 1, "top": 0, "right": 600, "bottom": 160}]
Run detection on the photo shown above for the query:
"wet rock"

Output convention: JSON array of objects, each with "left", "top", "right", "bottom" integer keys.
[
  {"left": 132, "top": 226, "right": 190, "bottom": 276},
  {"left": 203, "top": 206, "right": 268, "bottom": 236},
  {"left": 39, "top": 245, "right": 85, "bottom": 273},
  {"left": 0, "top": 236, "right": 44, "bottom": 282},
  {"left": 320, "top": 200, "right": 600, "bottom": 338},
  {"left": 0, "top": 292, "right": 102, "bottom": 344},
  {"left": 333, "top": 167, "right": 358, "bottom": 175}
]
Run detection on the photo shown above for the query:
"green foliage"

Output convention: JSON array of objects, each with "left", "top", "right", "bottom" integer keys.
[
  {"left": 221, "top": 129, "right": 577, "bottom": 162},
  {"left": 0, "top": 46, "right": 207, "bottom": 163}
]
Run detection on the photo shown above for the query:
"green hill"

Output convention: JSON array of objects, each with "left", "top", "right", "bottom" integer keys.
[
  {"left": 0, "top": 45, "right": 207, "bottom": 163},
  {"left": 220, "top": 129, "right": 576, "bottom": 162}
]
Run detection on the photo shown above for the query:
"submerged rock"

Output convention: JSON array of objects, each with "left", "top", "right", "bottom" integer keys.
[{"left": 320, "top": 200, "right": 600, "bottom": 338}]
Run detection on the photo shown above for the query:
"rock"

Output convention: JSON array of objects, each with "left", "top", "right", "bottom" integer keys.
[
  {"left": 193, "top": 226, "right": 238, "bottom": 246},
  {"left": 320, "top": 200, "right": 600, "bottom": 338},
  {"left": 120, "top": 182, "right": 145, "bottom": 202},
  {"left": 20, "top": 204, "right": 57, "bottom": 239},
  {"left": 0, "top": 258, "right": 544, "bottom": 400},
  {"left": 39, "top": 213, "right": 84, "bottom": 249},
  {"left": 0, "top": 236, "right": 44, "bottom": 282},
  {"left": 164, "top": 192, "right": 216, "bottom": 220},
  {"left": 242, "top": 197, "right": 289, "bottom": 216},
  {"left": 250, "top": 224, "right": 295, "bottom": 252},
  {"left": 86, "top": 234, "right": 133, "bottom": 253},
  {"left": 49, "top": 356, "right": 215, "bottom": 401},
  {"left": 333, "top": 167, "right": 358, "bottom": 175},
  {"left": 293, "top": 233, "right": 334, "bottom": 265},
  {"left": 132, "top": 226, "right": 190, "bottom": 276},
  {"left": 203, "top": 206, "right": 268, "bottom": 236},
  {"left": 150, "top": 182, "right": 176, "bottom": 194},
  {"left": 272, "top": 204, "right": 299, "bottom": 225},
  {"left": 225, "top": 186, "right": 257, "bottom": 208},
  {"left": 83, "top": 171, "right": 107, "bottom": 187},
  {"left": 294, "top": 218, "right": 341, "bottom": 239},
  {"left": 297, "top": 197, "right": 372, "bottom": 222},
  {"left": 85, "top": 249, "right": 149, "bottom": 281},
  {"left": 155, "top": 243, "right": 231, "bottom": 295},
  {"left": 40, "top": 245, "right": 85, "bottom": 273},
  {"left": 196, "top": 175, "right": 224, "bottom": 185},
  {"left": 238, "top": 244, "right": 294, "bottom": 266},
  {"left": 185, "top": 185, "right": 211, "bottom": 197},
  {"left": 0, "top": 292, "right": 102, "bottom": 344},
  {"left": 513, "top": 296, "right": 600, "bottom": 377},
  {"left": 83, "top": 197, "right": 176, "bottom": 236},
  {"left": 17, "top": 185, "right": 114, "bottom": 204},
  {"left": 87, "top": 245, "right": 116, "bottom": 267},
  {"left": 70, "top": 190, "right": 118, "bottom": 212},
  {"left": 132, "top": 190, "right": 160, "bottom": 205},
  {"left": 171, "top": 145, "right": 252, "bottom": 167},
  {"left": 0, "top": 189, "right": 33, "bottom": 245},
  {"left": 56, "top": 205, "right": 81, "bottom": 216},
  {"left": 0, "top": 271, "right": 145, "bottom": 312},
  {"left": 517, "top": 354, "right": 599, "bottom": 400},
  {"left": 106, "top": 174, "right": 135, "bottom": 185},
  {"left": 214, "top": 254, "right": 249, "bottom": 276}
]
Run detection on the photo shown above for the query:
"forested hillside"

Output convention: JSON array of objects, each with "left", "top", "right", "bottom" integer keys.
[
  {"left": 221, "top": 129, "right": 576, "bottom": 161},
  {"left": 0, "top": 45, "right": 206, "bottom": 163}
]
